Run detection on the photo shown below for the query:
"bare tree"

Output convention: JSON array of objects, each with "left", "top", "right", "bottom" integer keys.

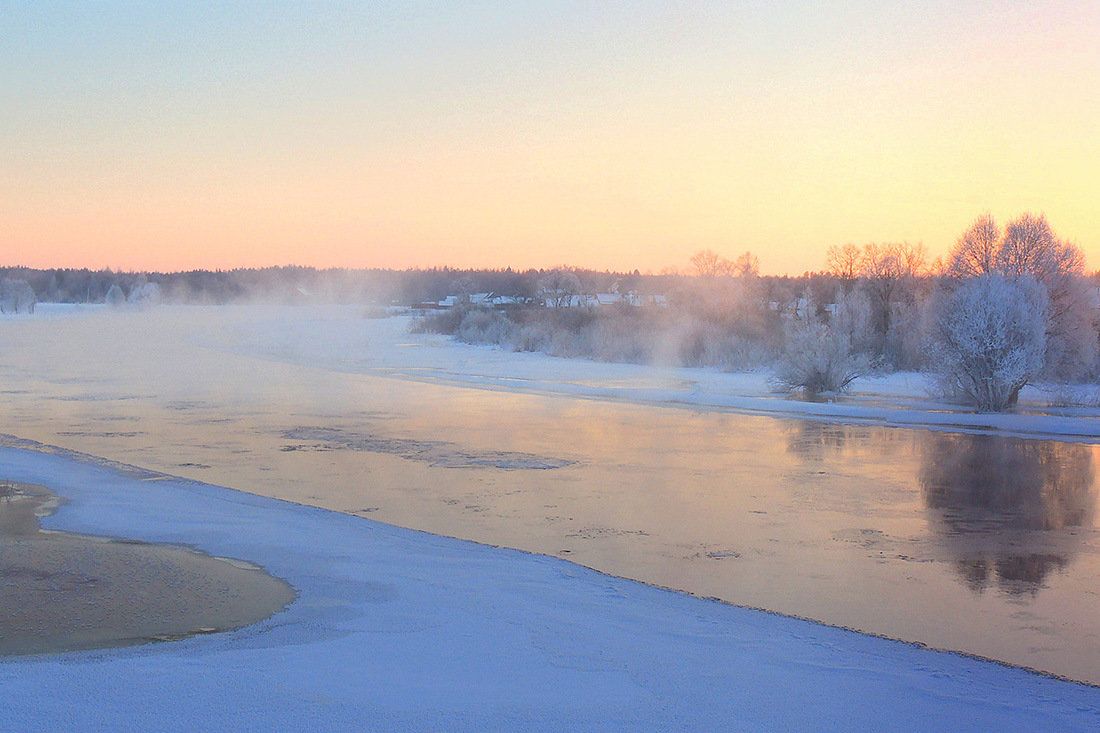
[
  {"left": 999, "top": 213, "right": 1061, "bottom": 279},
  {"left": 689, "top": 249, "right": 732, "bottom": 278},
  {"left": 900, "top": 242, "right": 927, "bottom": 278},
  {"left": 731, "top": 252, "right": 760, "bottom": 278},
  {"left": 825, "top": 244, "right": 863, "bottom": 281},
  {"left": 998, "top": 214, "right": 1086, "bottom": 331},
  {"left": 858, "top": 242, "right": 926, "bottom": 363},
  {"left": 946, "top": 214, "right": 1000, "bottom": 278},
  {"left": 860, "top": 242, "right": 926, "bottom": 281},
  {"left": 948, "top": 212, "right": 1084, "bottom": 286},
  {"left": 690, "top": 249, "right": 759, "bottom": 279},
  {"left": 859, "top": 243, "right": 900, "bottom": 323}
]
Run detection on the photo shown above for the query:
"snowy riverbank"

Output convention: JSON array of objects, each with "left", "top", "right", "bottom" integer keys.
[{"left": 2, "top": 442, "right": 1099, "bottom": 731}]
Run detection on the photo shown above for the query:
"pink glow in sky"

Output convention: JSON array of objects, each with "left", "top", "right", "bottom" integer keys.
[{"left": 3, "top": 2, "right": 1098, "bottom": 274}]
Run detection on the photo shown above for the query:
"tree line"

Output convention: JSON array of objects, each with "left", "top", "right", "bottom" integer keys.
[
  {"left": 783, "top": 212, "right": 1095, "bottom": 409},
  {"left": 0, "top": 265, "right": 675, "bottom": 308},
  {"left": 416, "top": 213, "right": 1098, "bottom": 412}
]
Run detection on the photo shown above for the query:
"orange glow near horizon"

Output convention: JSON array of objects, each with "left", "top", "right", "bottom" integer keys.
[{"left": 3, "top": 2, "right": 1099, "bottom": 275}]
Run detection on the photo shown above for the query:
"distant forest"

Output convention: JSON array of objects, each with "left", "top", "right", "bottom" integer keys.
[
  {"left": 0, "top": 263, "right": 825, "bottom": 309},
  {"left": 0, "top": 264, "right": 673, "bottom": 307}
]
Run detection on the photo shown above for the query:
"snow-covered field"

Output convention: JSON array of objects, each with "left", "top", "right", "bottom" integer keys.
[
  {"left": 2, "top": 304, "right": 1100, "bottom": 729},
  {"left": 1, "top": 441, "right": 1098, "bottom": 731}
]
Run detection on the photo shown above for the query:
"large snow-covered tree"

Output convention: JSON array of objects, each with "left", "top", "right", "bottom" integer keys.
[
  {"left": 945, "top": 212, "right": 1095, "bottom": 379},
  {"left": 929, "top": 274, "right": 1048, "bottom": 411}
]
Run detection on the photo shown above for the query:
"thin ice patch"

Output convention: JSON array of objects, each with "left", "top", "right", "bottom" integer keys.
[{"left": 280, "top": 427, "right": 575, "bottom": 470}]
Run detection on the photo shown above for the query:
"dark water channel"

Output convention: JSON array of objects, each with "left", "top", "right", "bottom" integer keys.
[{"left": 1, "top": 307, "right": 1099, "bottom": 682}]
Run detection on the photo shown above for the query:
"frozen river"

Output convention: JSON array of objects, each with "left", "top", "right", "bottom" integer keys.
[{"left": 3, "top": 305, "right": 1100, "bottom": 683}]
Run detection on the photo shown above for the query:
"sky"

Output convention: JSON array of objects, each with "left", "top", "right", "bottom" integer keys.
[{"left": 2, "top": 1, "right": 1098, "bottom": 275}]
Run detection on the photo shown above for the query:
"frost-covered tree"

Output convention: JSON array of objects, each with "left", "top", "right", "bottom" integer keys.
[
  {"left": 886, "top": 298, "right": 927, "bottom": 371},
  {"left": 127, "top": 281, "right": 161, "bottom": 308},
  {"left": 929, "top": 274, "right": 1048, "bottom": 412},
  {"left": 0, "top": 279, "right": 36, "bottom": 314},
  {"left": 105, "top": 283, "right": 126, "bottom": 306},
  {"left": 829, "top": 288, "right": 874, "bottom": 357},
  {"left": 1000, "top": 214, "right": 1094, "bottom": 379},
  {"left": 536, "top": 269, "right": 582, "bottom": 308},
  {"left": 774, "top": 292, "right": 867, "bottom": 397},
  {"left": 945, "top": 212, "right": 1095, "bottom": 379}
]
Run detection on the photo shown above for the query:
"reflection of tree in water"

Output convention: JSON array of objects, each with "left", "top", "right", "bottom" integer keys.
[
  {"left": 784, "top": 419, "right": 908, "bottom": 464},
  {"left": 919, "top": 433, "right": 1095, "bottom": 596},
  {"left": 784, "top": 420, "right": 851, "bottom": 462}
]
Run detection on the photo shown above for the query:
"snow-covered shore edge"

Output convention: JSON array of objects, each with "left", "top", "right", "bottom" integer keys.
[
  {"left": 2, "top": 440, "right": 1099, "bottom": 731},
  {"left": 186, "top": 305, "right": 1100, "bottom": 443}
]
